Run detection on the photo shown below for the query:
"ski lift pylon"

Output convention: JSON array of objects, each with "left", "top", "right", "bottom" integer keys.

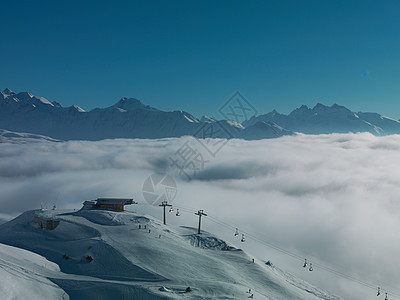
[
  {"left": 309, "top": 263, "right": 313, "bottom": 272},
  {"left": 241, "top": 234, "right": 245, "bottom": 242}
]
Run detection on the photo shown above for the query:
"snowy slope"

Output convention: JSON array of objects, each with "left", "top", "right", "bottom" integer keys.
[
  {"left": 0, "top": 129, "right": 60, "bottom": 143},
  {"left": 0, "top": 243, "right": 68, "bottom": 299},
  {"left": 0, "top": 208, "right": 341, "bottom": 300},
  {"left": 239, "top": 121, "right": 294, "bottom": 140}
]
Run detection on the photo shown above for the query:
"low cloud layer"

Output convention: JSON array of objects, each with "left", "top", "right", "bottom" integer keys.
[{"left": 1, "top": 133, "right": 400, "bottom": 299}]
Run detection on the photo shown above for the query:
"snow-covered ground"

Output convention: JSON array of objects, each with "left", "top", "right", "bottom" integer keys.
[
  {"left": 0, "top": 129, "right": 60, "bottom": 144},
  {"left": 0, "top": 243, "right": 68, "bottom": 299},
  {"left": 0, "top": 208, "right": 340, "bottom": 299}
]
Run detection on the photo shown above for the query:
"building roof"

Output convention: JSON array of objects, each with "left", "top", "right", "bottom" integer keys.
[
  {"left": 96, "top": 198, "right": 134, "bottom": 205},
  {"left": 83, "top": 200, "right": 96, "bottom": 205}
]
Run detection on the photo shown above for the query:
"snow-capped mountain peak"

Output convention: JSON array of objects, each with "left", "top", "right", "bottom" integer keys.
[
  {"left": 112, "top": 97, "right": 158, "bottom": 111},
  {"left": 1, "top": 91, "right": 55, "bottom": 107},
  {"left": 2, "top": 88, "right": 14, "bottom": 96},
  {"left": 71, "top": 105, "right": 85, "bottom": 112}
]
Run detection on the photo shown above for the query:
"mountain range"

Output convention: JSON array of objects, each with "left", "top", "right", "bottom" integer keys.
[{"left": 1, "top": 88, "right": 400, "bottom": 141}]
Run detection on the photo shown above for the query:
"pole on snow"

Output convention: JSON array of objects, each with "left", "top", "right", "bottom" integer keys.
[
  {"left": 195, "top": 210, "right": 207, "bottom": 234},
  {"left": 159, "top": 201, "right": 172, "bottom": 225}
]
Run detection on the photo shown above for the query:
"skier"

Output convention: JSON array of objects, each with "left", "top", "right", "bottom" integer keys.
[{"left": 185, "top": 287, "right": 192, "bottom": 293}]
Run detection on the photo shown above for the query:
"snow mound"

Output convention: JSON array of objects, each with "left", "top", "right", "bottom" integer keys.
[
  {"left": 0, "top": 243, "right": 68, "bottom": 300},
  {"left": 74, "top": 209, "right": 150, "bottom": 226},
  {"left": 185, "top": 232, "right": 229, "bottom": 250}
]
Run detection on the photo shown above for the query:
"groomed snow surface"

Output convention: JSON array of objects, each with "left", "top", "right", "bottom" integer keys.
[{"left": 0, "top": 209, "right": 340, "bottom": 300}]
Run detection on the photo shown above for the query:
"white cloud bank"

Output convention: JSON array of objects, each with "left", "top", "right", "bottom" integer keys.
[{"left": 1, "top": 133, "right": 400, "bottom": 299}]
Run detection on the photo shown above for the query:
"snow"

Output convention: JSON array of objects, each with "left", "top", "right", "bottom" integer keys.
[
  {"left": 116, "top": 107, "right": 127, "bottom": 113},
  {"left": 0, "top": 129, "right": 60, "bottom": 144},
  {"left": 0, "top": 208, "right": 340, "bottom": 299},
  {"left": 0, "top": 243, "right": 68, "bottom": 300},
  {"left": 184, "top": 114, "right": 196, "bottom": 122},
  {"left": 38, "top": 97, "right": 54, "bottom": 106},
  {"left": 200, "top": 116, "right": 217, "bottom": 123},
  {"left": 381, "top": 115, "right": 400, "bottom": 123},
  {"left": 2, "top": 88, "right": 14, "bottom": 95},
  {"left": 72, "top": 105, "right": 85, "bottom": 112}
]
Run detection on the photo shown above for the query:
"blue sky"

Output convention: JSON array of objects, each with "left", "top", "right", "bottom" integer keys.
[{"left": 1, "top": 0, "right": 400, "bottom": 118}]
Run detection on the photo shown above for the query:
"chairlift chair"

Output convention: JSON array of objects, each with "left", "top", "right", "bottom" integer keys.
[
  {"left": 176, "top": 209, "right": 180, "bottom": 216},
  {"left": 169, "top": 207, "right": 174, "bottom": 213},
  {"left": 309, "top": 263, "right": 313, "bottom": 272},
  {"left": 241, "top": 234, "right": 245, "bottom": 242},
  {"left": 377, "top": 287, "right": 380, "bottom": 296},
  {"left": 234, "top": 228, "right": 239, "bottom": 236},
  {"left": 303, "top": 259, "right": 307, "bottom": 268},
  {"left": 385, "top": 293, "right": 388, "bottom": 300}
]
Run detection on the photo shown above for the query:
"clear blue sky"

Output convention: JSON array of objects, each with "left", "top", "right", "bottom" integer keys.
[{"left": 2, "top": 0, "right": 400, "bottom": 118}]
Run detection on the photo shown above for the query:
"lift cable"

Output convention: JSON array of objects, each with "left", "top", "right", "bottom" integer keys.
[{"left": 171, "top": 203, "right": 400, "bottom": 298}]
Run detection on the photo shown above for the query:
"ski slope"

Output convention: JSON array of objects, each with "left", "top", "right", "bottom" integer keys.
[
  {"left": 0, "top": 208, "right": 341, "bottom": 299},
  {"left": 0, "top": 243, "right": 68, "bottom": 299}
]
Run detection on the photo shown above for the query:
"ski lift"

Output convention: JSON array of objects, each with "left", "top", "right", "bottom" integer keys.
[
  {"left": 241, "top": 234, "right": 245, "bottom": 242},
  {"left": 303, "top": 259, "right": 308, "bottom": 268},
  {"left": 377, "top": 287, "right": 380, "bottom": 296},
  {"left": 169, "top": 207, "right": 174, "bottom": 213},
  {"left": 309, "top": 263, "right": 313, "bottom": 272},
  {"left": 234, "top": 228, "right": 239, "bottom": 236},
  {"left": 385, "top": 293, "right": 388, "bottom": 300},
  {"left": 176, "top": 209, "right": 180, "bottom": 216}
]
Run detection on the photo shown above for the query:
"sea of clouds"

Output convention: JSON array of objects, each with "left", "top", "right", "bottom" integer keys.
[{"left": 1, "top": 133, "right": 400, "bottom": 299}]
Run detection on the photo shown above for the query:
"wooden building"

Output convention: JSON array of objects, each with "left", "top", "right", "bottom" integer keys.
[{"left": 82, "top": 198, "right": 135, "bottom": 211}]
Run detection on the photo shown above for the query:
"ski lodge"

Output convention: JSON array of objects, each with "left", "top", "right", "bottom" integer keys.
[{"left": 82, "top": 198, "right": 135, "bottom": 211}]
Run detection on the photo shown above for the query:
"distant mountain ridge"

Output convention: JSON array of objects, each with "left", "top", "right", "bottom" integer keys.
[
  {"left": 1, "top": 88, "right": 400, "bottom": 141},
  {"left": 244, "top": 103, "right": 400, "bottom": 135}
]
